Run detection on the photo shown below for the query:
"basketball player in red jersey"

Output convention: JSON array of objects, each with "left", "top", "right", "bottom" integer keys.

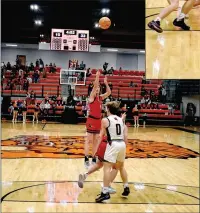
[
  {"left": 85, "top": 71, "right": 111, "bottom": 167},
  {"left": 148, "top": 0, "right": 195, "bottom": 33}
]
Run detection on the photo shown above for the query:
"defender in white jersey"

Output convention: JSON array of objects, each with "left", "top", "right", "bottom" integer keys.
[
  {"left": 95, "top": 101, "right": 130, "bottom": 203},
  {"left": 103, "top": 114, "right": 125, "bottom": 163}
]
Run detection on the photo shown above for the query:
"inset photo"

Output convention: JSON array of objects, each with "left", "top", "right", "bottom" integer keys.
[
  {"left": 146, "top": 0, "right": 200, "bottom": 32},
  {"left": 146, "top": 31, "right": 200, "bottom": 79}
]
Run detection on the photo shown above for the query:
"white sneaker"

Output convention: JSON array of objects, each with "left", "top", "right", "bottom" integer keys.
[
  {"left": 108, "top": 186, "right": 116, "bottom": 194},
  {"left": 12, "top": 119, "right": 14, "bottom": 122},
  {"left": 134, "top": 124, "right": 136, "bottom": 127},
  {"left": 15, "top": 119, "right": 17, "bottom": 123},
  {"left": 137, "top": 124, "right": 140, "bottom": 127},
  {"left": 78, "top": 174, "right": 87, "bottom": 188},
  {"left": 36, "top": 120, "right": 38, "bottom": 123}
]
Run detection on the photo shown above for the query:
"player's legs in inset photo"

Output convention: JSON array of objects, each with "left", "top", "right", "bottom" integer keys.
[
  {"left": 148, "top": 0, "right": 179, "bottom": 33},
  {"left": 173, "top": 0, "right": 195, "bottom": 30}
]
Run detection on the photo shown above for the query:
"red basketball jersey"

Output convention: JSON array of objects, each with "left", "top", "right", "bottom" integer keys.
[{"left": 89, "top": 96, "right": 102, "bottom": 118}]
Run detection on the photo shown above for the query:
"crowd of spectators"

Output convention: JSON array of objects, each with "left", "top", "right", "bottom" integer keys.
[{"left": 1, "top": 59, "right": 57, "bottom": 91}]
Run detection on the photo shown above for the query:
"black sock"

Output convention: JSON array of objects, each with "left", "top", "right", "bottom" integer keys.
[
  {"left": 85, "top": 156, "right": 89, "bottom": 161},
  {"left": 156, "top": 21, "right": 160, "bottom": 25}
]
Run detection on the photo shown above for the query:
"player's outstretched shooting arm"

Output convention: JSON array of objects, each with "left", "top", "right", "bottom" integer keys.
[
  {"left": 100, "top": 76, "right": 111, "bottom": 100},
  {"left": 89, "top": 71, "right": 100, "bottom": 103}
]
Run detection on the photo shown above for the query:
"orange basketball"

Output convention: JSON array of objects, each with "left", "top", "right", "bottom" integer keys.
[{"left": 99, "top": 17, "right": 111, "bottom": 30}]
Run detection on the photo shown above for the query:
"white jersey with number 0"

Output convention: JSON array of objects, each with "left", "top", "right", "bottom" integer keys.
[{"left": 106, "top": 115, "right": 124, "bottom": 141}]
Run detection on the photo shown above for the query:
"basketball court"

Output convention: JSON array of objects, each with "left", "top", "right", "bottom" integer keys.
[{"left": 1, "top": 122, "right": 199, "bottom": 212}]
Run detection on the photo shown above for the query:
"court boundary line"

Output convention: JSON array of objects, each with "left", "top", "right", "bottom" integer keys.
[
  {"left": 2, "top": 200, "right": 200, "bottom": 205},
  {"left": 2, "top": 180, "right": 200, "bottom": 188},
  {"left": 1, "top": 181, "right": 200, "bottom": 203}
]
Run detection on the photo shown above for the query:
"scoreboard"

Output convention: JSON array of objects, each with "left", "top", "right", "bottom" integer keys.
[{"left": 51, "top": 29, "right": 89, "bottom": 52}]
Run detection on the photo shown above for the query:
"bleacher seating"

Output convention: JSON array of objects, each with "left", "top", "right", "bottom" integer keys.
[{"left": 2, "top": 66, "right": 183, "bottom": 122}]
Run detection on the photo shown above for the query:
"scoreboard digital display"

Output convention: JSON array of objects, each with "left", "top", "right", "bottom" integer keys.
[{"left": 51, "top": 29, "right": 89, "bottom": 52}]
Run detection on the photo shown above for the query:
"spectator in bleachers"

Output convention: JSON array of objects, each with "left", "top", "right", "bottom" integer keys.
[
  {"left": 88, "top": 81, "right": 94, "bottom": 96},
  {"left": 108, "top": 82, "right": 113, "bottom": 91},
  {"left": 30, "top": 91, "right": 36, "bottom": 104},
  {"left": 79, "top": 71, "right": 85, "bottom": 81},
  {"left": 18, "top": 68, "right": 23, "bottom": 78},
  {"left": 76, "top": 64, "right": 80, "bottom": 70},
  {"left": 86, "top": 68, "right": 92, "bottom": 77},
  {"left": 142, "top": 74, "right": 146, "bottom": 84},
  {"left": 29, "top": 62, "right": 34, "bottom": 71},
  {"left": 119, "top": 67, "right": 122, "bottom": 71},
  {"left": 44, "top": 101, "right": 51, "bottom": 116},
  {"left": 5, "top": 80, "right": 11, "bottom": 90},
  {"left": 23, "top": 78, "right": 29, "bottom": 91},
  {"left": 26, "top": 92, "right": 31, "bottom": 105},
  {"left": 79, "top": 61, "right": 85, "bottom": 70},
  {"left": 108, "top": 67, "right": 114, "bottom": 75},
  {"left": 16, "top": 56, "right": 22, "bottom": 67},
  {"left": 56, "top": 95, "right": 62, "bottom": 106},
  {"left": 43, "top": 66, "right": 47, "bottom": 78},
  {"left": 33, "top": 70, "right": 39, "bottom": 83},
  {"left": 49, "top": 63, "right": 56, "bottom": 73},
  {"left": 140, "top": 97, "right": 145, "bottom": 108},
  {"left": 141, "top": 86, "right": 147, "bottom": 97},
  {"left": 132, "top": 105, "right": 139, "bottom": 127},
  {"left": 161, "top": 86, "right": 167, "bottom": 103},
  {"left": 52, "top": 101, "right": 57, "bottom": 116},
  {"left": 36, "top": 59, "right": 39, "bottom": 67},
  {"left": 168, "top": 104, "right": 174, "bottom": 115},
  {"left": 129, "top": 81, "right": 134, "bottom": 87},
  {"left": 39, "top": 58, "right": 44, "bottom": 71},
  {"left": 16, "top": 77, "right": 22, "bottom": 91},
  {"left": 27, "top": 75, "right": 32, "bottom": 83},
  {"left": 6, "top": 62, "right": 12, "bottom": 71},
  {"left": 103, "top": 62, "right": 108, "bottom": 75}
]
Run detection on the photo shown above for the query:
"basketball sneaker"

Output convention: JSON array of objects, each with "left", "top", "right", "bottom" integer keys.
[
  {"left": 92, "top": 157, "right": 96, "bottom": 165},
  {"left": 122, "top": 186, "right": 130, "bottom": 197},
  {"left": 148, "top": 20, "right": 163, "bottom": 33},
  {"left": 173, "top": 18, "right": 190, "bottom": 30},
  {"left": 95, "top": 192, "right": 110, "bottom": 203},
  {"left": 78, "top": 173, "right": 87, "bottom": 188},
  {"left": 108, "top": 186, "right": 116, "bottom": 194}
]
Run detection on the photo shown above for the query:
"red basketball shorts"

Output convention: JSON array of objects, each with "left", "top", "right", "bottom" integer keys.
[
  {"left": 86, "top": 116, "right": 101, "bottom": 134},
  {"left": 96, "top": 136, "right": 108, "bottom": 161}
]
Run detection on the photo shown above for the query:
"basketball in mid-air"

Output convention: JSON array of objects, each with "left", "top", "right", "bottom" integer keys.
[{"left": 99, "top": 17, "right": 111, "bottom": 30}]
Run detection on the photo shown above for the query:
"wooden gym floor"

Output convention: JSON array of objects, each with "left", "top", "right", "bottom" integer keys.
[
  {"left": 1, "top": 122, "right": 199, "bottom": 212},
  {"left": 145, "top": 0, "right": 200, "bottom": 79},
  {"left": 145, "top": 31, "right": 200, "bottom": 79}
]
